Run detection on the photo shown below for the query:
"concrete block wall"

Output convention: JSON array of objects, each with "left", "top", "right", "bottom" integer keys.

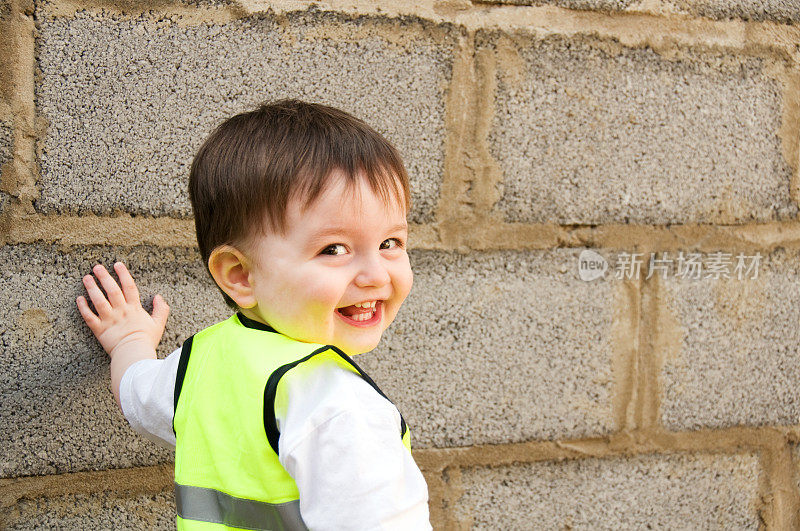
[{"left": 3, "top": 0, "right": 800, "bottom": 528}]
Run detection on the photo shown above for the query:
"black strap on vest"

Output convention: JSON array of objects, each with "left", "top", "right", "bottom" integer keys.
[
  {"left": 172, "top": 314, "right": 271, "bottom": 435},
  {"left": 172, "top": 334, "right": 194, "bottom": 436},
  {"left": 236, "top": 311, "right": 278, "bottom": 333},
  {"left": 263, "top": 344, "right": 408, "bottom": 456}
]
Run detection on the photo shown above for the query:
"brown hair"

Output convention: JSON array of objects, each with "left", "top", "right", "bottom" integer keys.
[{"left": 189, "top": 98, "right": 411, "bottom": 309}]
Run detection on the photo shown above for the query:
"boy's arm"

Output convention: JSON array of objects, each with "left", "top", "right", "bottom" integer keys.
[
  {"left": 284, "top": 404, "right": 431, "bottom": 529},
  {"left": 277, "top": 365, "right": 431, "bottom": 529},
  {"left": 119, "top": 346, "right": 181, "bottom": 448},
  {"left": 77, "top": 262, "right": 169, "bottom": 411}
]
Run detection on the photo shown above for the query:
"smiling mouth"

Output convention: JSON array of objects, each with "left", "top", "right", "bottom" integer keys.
[{"left": 336, "top": 300, "right": 382, "bottom": 325}]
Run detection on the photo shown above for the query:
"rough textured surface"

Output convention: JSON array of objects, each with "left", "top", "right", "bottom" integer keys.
[
  {"left": 471, "top": 0, "right": 800, "bottom": 22},
  {"left": 36, "top": 0, "right": 236, "bottom": 9},
  {"left": 671, "top": 0, "right": 800, "bottom": 23},
  {"left": 0, "top": 118, "right": 10, "bottom": 213},
  {"left": 472, "top": 0, "right": 634, "bottom": 10},
  {"left": 5, "top": 490, "right": 175, "bottom": 529},
  {"left": 181, "top": 0, "right": 236, "bottom": 5},
  {"left": 660, "top": 250, "right": 800, "bottom": 431},
  {"left": 359, "top": 249, "right": 619, "bottom": 448},
  {"left": 454, "top": 453, "right": 761, "bottom": 529},
  {"left": 0, "top": 244, "right": 230, "bottom": 478},
  {"left": 35, "top": 8, "right": 454, "bottom": 223},
  {"left": 0, "top": 119, "right": 10, "bottom": 171},
  {"left": 794, "top": 443, "right": 800, "bottom": 497},
  {"left": 484, "top": 32, "right": 795, "bottom": 225}
]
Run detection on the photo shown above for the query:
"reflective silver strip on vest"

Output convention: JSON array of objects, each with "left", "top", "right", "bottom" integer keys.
[{"left": 175, "top": 482, "right": 308, "bottom": 530}]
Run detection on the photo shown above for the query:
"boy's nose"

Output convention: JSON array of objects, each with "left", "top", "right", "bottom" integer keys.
[{"left": 354, "top": 254, "right": 391, "bottom": 288}]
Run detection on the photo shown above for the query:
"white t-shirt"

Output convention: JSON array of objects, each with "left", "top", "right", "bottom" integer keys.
[{"left": 120, "top": 347, "right": 431, "bottom": 530}]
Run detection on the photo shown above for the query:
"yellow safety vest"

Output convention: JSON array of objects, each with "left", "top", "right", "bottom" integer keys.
[{"left": 173, "top": 312, "right": 411, "bottom": 530}]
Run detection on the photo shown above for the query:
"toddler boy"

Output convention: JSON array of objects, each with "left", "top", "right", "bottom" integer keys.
[{"left": 77, "top": 99, "right": 431, "bottom": 530}]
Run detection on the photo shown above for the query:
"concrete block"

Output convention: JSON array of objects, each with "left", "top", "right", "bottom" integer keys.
[
  {"left": 660, "top": 250, "right": 800, "bottom": 430},
  {"left": 5, "top": 490, "right": 174, "bottom": 529},
  {"left": 0, "top": 244, "right": 231, "bottom": 478},
  {"left": 35, "top": 8, "right": 455, "bottom": 223},
  {"left": 454, "top": 452, "right": 761, "bottom": 528},
  {"left": 471, "top": 0, "right": 633, "bottom": 10},
  {"left": 0, "top": 119, "right": 10, "bottom": 212},
  {"left": 359, "top": 249, "right": 620, "bottom": 448},
  {"left": 672, "top": 0, "right": 800, "bottom": 23},
  {"left": 482, "top": 32, "right": 795, "bottom": 225},
  {"left": 0, "top": 118, "right": 10, "bottom": 170}
]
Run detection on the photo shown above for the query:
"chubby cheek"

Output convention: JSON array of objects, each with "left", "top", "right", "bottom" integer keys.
[
  {"left": 260, "top": 276, "right": 338, "bottom": 337},
  {"left": 298, "top": 279, "right": 343, "bottom": 322},
  {"left": 386, "top": 262, "right": 413, "bottom": 325},
  {"left": 399, "top": 254, "right": 414, "bottom": 297}
]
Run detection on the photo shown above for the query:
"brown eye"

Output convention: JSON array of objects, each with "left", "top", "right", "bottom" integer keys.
[
  {"left": 321, "top": 244, "right": 347, "bottom": 256},
  {"left": 380, "top": 238, "right": 401, "bottom": 250}
]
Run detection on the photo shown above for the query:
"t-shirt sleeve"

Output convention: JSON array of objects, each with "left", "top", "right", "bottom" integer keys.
[
  {"left": 119, "top": 346, "right": 182, "bottom": 448},
  {"left": 275, "top": 361, "right": 431, "bottom": 530}
]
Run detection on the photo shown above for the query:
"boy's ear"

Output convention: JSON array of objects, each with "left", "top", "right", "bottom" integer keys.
[{"left": 208, "top": 245, "right": 257, "bottom": 309}]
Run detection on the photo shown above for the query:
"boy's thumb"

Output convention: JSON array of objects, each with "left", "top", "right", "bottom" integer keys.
[{"left": 152, "top": 294, "right": 170, "bottom": 326}]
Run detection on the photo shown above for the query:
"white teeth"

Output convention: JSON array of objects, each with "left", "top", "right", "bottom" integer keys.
[
  {"left": 351, "top": 310, "right": 375, "bottom": 322},
  {"left": 354, "top": 301, "right": 377, "bottom": 309}
]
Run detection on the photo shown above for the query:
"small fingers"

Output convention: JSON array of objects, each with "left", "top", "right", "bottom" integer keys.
[
  {"left": 93, "top": 264, "right": 126, "bottom": 307},
  {"left": 76, "top": 295, "right": 101, "bottom": 331},
  {"left": 82, "top": 273, "right": 113, "bottom": 318},
  {"left": 113, "top": 262, "right": 141, "bottom": 304},
  {"left": 151, "top": 294, "right": 170, "bottom": 329}
]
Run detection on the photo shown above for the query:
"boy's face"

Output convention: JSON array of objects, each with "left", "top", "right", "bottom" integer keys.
[{"left": 240, "top": 171, "right": 412, "bottom": 355}]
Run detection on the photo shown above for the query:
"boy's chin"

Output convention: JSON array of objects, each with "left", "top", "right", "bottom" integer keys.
[{"left": 337, "top": 339, "right": 380, "bottom": 357}]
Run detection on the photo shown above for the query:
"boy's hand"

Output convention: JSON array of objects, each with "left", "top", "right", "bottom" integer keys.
[
  {"left": 77, "top": 262, "right": 169, "bottom": 410},
  {"left": 77, "top": 262, "right": 169, "bottom": 358}
]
